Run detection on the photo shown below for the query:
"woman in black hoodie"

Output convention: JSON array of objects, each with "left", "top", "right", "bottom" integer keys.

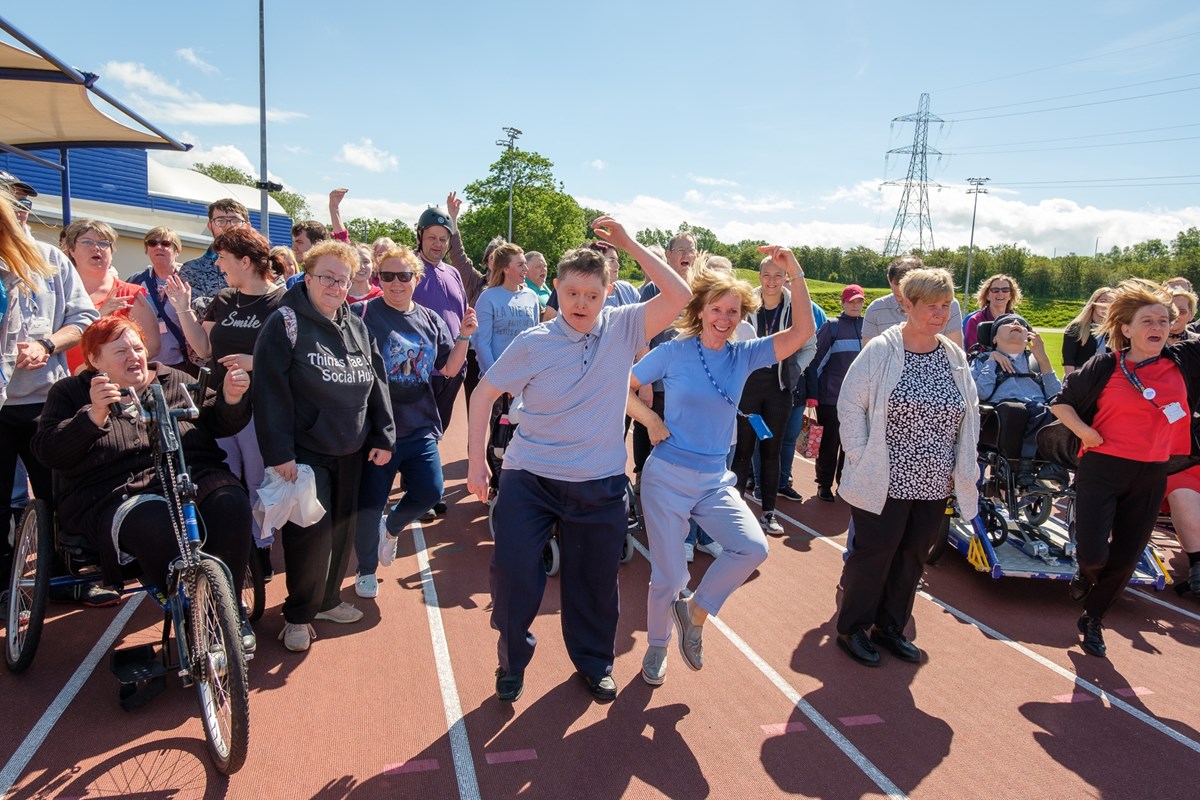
[{"left": 253, "top": 241, "right": 395, "bottom": 652}]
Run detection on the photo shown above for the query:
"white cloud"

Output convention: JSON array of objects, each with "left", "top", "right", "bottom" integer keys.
[
  {"left": 589, "top": 159, "right": 607, "bottom": 170},
  {"left": 149, "top": 136, "right": 283, "bottom": 184},
  {"left": 688, "top": 173, "right": 739, "bottom": 187},
  {"left": 336, "top": 139, "right": 399, "bottom": 173},
  {"left": 303, "top": 193, "right": 425, "bottom": 224},
  {"left": 283, "top": 144, "right": 309, "bottom": 155},
  {"left": 101, "top": 61, "right": 304, "bottom": 126},
  {"left": 176, "top": 48, "right": 217, "bottom": 75}
]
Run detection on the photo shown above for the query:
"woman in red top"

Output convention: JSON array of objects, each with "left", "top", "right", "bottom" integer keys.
[
  {"left": 1051, "top": 278, "right": 1200, "bottom": 657},
  {"left": 62, "top": 220, "right": 160, "bottom": 373}
]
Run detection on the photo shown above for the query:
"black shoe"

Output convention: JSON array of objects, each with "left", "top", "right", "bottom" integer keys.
[
  {"left": 240, "top": 619, "right": 257, "bottom": 656},
  {"left": 836, "top": 630, "right": 881, "bottom": 667},
  {"left": 50, "top": 583, "right": 121, "bottom": 607},
  {"left": 817, "top": 486, "right": 835, "bottom": 503},
  {"left": 778, "top": 485, "right": 803, "bottom": 501},
  {"left": 870, "top": 625, "right": 922, "bottom": 663},
  {"left": 256, "top": 545, "right": 273, "bottom": 583},
  {"left": 433, "top": 501, "right": 448, "bottom": 515},
  {"left": 495, "top": 667, "right": 524, "bottom": 703},
  {"left": 1188, "top": 562, "right": 1200, "bottom": 596},
  {"left": 580, "top": 672, "right": 618, "bottom": 703},
  {"left": 1068, "top": 572, "right": 1092, "bottom": 602},
  {"left": 1077, "top": 614, "right": 1107, "bottom": 658}
]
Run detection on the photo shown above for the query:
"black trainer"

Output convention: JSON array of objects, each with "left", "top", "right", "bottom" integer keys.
[
  {"left": 1077, "top": 614, "right": 1107, "bottom": 658},
  {"left": 495, "top": 667, "right": 524, "bottom": 703},
  {"left": 870, "top": 625, "right": 922, "bottom": 663},
  {"left": 1188, "top": 562, "right": 1200, "bottom": 596},
  {"left": 50, "top": 583, "right": 121, "bottom": 607},
  {"left": 433, "top": 501, "right": 448, "bottom": 515},
  {"left": 836, "top": 630, "right": 881, "bottom": 667},
  {"left": 580, "top": 672, "right": 618, "bottom": 703},
  {"left": 817, "top": 486, "right": 835, "bottom": 503},
  {"left": 778, "top": 485, "right": 803, "bottom": 501},
  {"left": 1068, "top": 572, "right": 1092, "bottom": 602}
]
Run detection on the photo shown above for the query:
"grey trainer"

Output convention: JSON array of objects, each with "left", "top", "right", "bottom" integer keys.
[{"left": 671, "top": 599, "right": 704, "bottom": 671}]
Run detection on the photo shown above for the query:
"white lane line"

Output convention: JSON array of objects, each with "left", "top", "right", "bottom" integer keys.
[
  {"left": 765, "top": 503, "right": 1200, "bottom": 755},
  {"left": 412, "top": 522, "right": 481, "bottom": 800},
  {"left": 0, "top": 592, "right": 145, "bottom": 795},
  {"left": 1127, "top": 587, "right": 1200, "bottom": 624},
  {"left": 628, "top": 537, "right": 907, "bottom": 800}
]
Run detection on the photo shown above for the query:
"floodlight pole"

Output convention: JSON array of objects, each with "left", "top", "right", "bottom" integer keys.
[
  {"left": 257, "top": 0, "right": 269, "bottom": 237},
  {"left": 964, "top": 177, "right": 990, "bottom": 309},
  {"left": 495, "top": 127, "right": 522, "bottom": 241}
]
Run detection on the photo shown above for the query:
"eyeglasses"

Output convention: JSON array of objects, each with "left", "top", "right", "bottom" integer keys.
[
  {"left": 14, "top": 199, "right": 32, "bottom": 211},
  {"left": 146, "top": 240, "right": 175, "bottom": 249},
  {"left": 670, "top": 248, "right": 697, "bottom": 256},
  {"left": 210, "top": 216, "right": 245, "bottom": 229},
  {"left": 77, "top": 238, "right": 113, "bottom": 250},
  {"left": 989, "top": 286, "right": 1012, "bottom": 294},
  {"left": 379, "top": 271, "right": 416, "bottom": 283},
  {"left": 310, "top": 274, "right": 351, "bottom": 290}
]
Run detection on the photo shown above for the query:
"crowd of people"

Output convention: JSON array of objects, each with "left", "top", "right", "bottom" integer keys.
[{"left": 2, "top": 168, "right": 1199, "bottom": 705}]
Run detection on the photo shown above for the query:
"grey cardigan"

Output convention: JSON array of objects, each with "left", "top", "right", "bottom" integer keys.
[{"left": 836, "top": 324, "right": 980, "bottom": 515}]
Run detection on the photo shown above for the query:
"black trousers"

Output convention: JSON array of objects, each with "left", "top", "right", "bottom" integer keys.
[
  {"left": 490, "top": 469, "right": 627, "bottom": 679},
  {"left": 814, "top": 403, "right": 844, "bottom": 490},
  {"left": 1074, "top": 452, "right": 1168, "bottom": 619},
  {"left": 0, "top": 403, "right": 53, "bottom": 581},
  {"left": 118, "top": 485, "right": 251, "bottom": 595},
  {"left": 632, "top": 391, "right": 666, "bottom": 475},
  {"left": 462, "top": 349, "right": 481, "bottom": 411},
  {"left": 732, "top": 371, "right": 793, "bottom": 514},
  {"left": 838, "top": 496, "right": 946, "bottom": 635},
  {"left": 280, "top": 451, "right": 363, "bottom": 624}
]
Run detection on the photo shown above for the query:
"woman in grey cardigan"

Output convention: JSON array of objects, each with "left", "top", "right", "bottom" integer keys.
[{"left": 835, "top": 268, "right": 979, "bottom": 666}]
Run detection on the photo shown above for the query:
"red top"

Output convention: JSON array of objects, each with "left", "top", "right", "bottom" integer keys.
[
  {"left": 65, "top": 280, "right": 147, "bottom": 374},
  {"left": 1090, "top": 356, "right": 1190, "bottom": 462},
  {"left": 347, "top": 286, "right": 383, "bottom": 304}
]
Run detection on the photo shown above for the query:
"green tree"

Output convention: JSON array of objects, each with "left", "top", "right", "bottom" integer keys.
[
  {"left": 457, "top": 148, "right": 586, "bottom": 268},
  {"left": 191, "top": 163, "right": 311, "bottom": 221},
  {"left": 344, "top": 218, "right": 416, "bottom": 248}
]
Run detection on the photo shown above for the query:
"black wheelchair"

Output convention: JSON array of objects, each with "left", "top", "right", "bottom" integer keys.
[{"left": 4, "top": 378, "right": 252, "bottom": 775}]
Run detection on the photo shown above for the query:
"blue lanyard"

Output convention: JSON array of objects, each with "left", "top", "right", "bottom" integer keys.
[
  {"left": 1118, "top": 351, "right": 1163, "bottom": 410},
  {"left": 695, "top": 337, "right": 750, "bottom": 419}
]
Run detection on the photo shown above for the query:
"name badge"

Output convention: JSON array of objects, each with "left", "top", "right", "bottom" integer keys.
[
  {"left": 1162, "top": 401, "right": 1186, "bottom": 424},
  {"left": 26, "top": 317, "right": 50, "bottom": 338},
  {"left": 1143, "top": 387, "right": 1156, "bottom": 401},
  {"left": 747, "top": 413, "right": 774, "bottom": 441},
  {"left": 159, "top": 320, "right": 170, "bottom": 335}
]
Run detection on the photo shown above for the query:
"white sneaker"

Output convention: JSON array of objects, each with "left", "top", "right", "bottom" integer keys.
[
  {"left": 760, "top": 512, "right": 784, "bottom": 534},
  {"left": 314, "top": 602, "right": 364, "bottom": 624},
  {"left": 279, "top": 622, "right": 315, "bottom": 652},
  {"left": 355, "top": 574, "right": 379, "bottom": 598},
  {"left": 696, "top": 541, "right": 723, "bottom": 558},
  {"left": 684, "top": 543, "right": 695, "bottom": 563},
  {"left": 378, "top": 517, "right": 399, "bottom": 567}
]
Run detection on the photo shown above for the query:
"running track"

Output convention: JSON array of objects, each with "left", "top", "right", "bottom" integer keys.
[{"left": 4, "top": 393, "right": 1200, "bottom": 800}]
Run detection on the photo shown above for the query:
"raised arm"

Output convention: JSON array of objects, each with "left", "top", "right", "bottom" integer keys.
[
  {"left": 759, "top": 246, "right": 815, "bottom": 361},
  {"left": 445, "top": 191, "right": 486, "bottom": 297},
  {"left": 591, "top": 216, "right": 689, "bottom": 341},
  {"left": 329, "top": 188, "right": 349, "bottom": 240},
  {"left": 164, "top": 274, "right": 212, "bottom": 359}
]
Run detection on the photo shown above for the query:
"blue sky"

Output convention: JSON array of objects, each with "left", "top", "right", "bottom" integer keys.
[{"left": 5, "top": 1, "right": 1199, "bottom": 256}]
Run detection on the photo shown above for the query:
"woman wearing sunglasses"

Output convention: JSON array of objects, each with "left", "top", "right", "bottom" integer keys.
[{"left": 353, "top": 245, "right": 476, "bottom": 599}]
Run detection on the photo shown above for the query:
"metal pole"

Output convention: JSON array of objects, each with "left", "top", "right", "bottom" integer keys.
[
  {"left": 257, "top": 0, "right": 269, "bottom": 238},
  {"left": 495, "top": 127, "right": 522, "bottom": 242},
  {"left": 59, "top": 148, "right": 71, "bottom": 226},
  {"left": 506, "top": 179, "right": 514, "bottom": 241},
  {"left": 963, "top": 177, "right": 989, "bottom": 308}
]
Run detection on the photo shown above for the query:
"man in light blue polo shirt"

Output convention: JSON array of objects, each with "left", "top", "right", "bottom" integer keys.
[{"left": 467, "top": 216, "right": 690, "bottom": 704}]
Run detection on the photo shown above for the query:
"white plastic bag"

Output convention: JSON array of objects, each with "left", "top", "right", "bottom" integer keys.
[{"left": 253, "top": 464, "right": 326, "bottom": 536}]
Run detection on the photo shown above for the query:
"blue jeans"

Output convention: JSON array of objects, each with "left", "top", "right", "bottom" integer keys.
[{"left": 354, "top": 436, "right": 444, "bottom": 576}]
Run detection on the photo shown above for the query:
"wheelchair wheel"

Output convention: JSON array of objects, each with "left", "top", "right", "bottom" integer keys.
[
  {"left": 625, "top": 480, "right": 644, "bottom": 535},
  {"left": 188, "top": 559, "right": 250, "bottom": 775},
  {"left": 543, "top": 536, "right": 560, "bottom": 577},
  {"left": 487, "top": 497, "right": 497, "bottom": 541},
  {"left": 242, "top": 549, "right": 265, "bottom": 624},
  {"left": 980, "top": 501, "right": 1009, "bottom": 548},
  {"left": 620, "top": 533, "right": 635, "bottom": 565},
  {"left": 1021, "top": 494, "right": 1053, "bottom": 528},
  {"left": 6, "top": 500, "right": 53, "bottom": 673}
]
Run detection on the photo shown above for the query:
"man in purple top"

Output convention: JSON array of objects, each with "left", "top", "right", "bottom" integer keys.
[{"left": 411, "top": 205, "right": 470, "bottom": 428}]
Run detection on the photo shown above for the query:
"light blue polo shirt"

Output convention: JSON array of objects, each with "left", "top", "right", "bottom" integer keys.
[
  {"left": 488, "top": 303, "right": 648, "bottom": 482},
  {"left": 633, "top": 335, "right": 777, "bottom": 473}
]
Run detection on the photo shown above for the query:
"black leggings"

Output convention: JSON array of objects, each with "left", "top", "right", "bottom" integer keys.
[
  {"left": 117, "top": 485, "right": 251, "bottom": 595},
  {"left": 0, "top": 403, "right": 53, "bottom": 582},
  {"left": 632, "top": 391, "right": 665, "bottom": 475},
  {"left": 814, "top": 403, "right": 844, "bottom": 489},
  {"left": 1073, "top": 451, "right": 1168, "bottom": 619},
  {"left": 732, "top": 370, "right": 793, "bottom": 513}
]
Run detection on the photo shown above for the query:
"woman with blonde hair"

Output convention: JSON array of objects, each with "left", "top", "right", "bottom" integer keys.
[
  {"left": 963, "top": 273, "right": 1022, "bottom": 351},
  {"left": 835, "top": 267, "right": 979, "bottom": 666},
  {"left": 1052, "top": 278, "right": 1200, "bottom": 657},
  {"left": 1062, "top": 286, "right": 1114, "bottom": 375},
  {"left": 627, "top": 247, "right": 815, "bottom": 685}
]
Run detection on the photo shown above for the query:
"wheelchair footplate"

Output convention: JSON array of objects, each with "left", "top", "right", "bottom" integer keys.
[{"left": 110, "top": 644, "right": 167, "bottom": 711}]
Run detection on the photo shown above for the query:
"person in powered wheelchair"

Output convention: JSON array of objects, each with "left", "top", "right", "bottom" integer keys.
[
  {"left": 970, "top": 312, "right": 1068, "bottom": 494},
  {"left": 30, "top": 315, "right": 254, "bottom": 644}
]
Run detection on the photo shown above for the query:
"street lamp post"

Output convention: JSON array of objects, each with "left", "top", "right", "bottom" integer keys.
[
  {"left": 963, "top": 177, "right": 990, "bottom": 309},
  {"left": 496, "top": 126, "right": 522, "bottom": 241}
]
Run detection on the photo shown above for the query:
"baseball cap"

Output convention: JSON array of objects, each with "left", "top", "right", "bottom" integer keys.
[
  {"left": 993, "top": 312, "right": 1031, "bottom": 331},
  {"left": 841, "top": 284, "right": 865, "bottom": 302},
  {"left": 0, "top": 170, "right": 38, "bottom": 197}
]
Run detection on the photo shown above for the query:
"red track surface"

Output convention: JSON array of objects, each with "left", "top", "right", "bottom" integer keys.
[{"left": 4, "top": 393, "right": 1200, "bottom": 799}]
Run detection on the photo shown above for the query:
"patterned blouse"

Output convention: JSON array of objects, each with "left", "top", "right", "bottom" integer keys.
[
  {"left": 179, "top": 249, "right": 227, "bottom": 315},
  {"left": 885, "top": 347, "right": 965, "bottom": 500}
]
